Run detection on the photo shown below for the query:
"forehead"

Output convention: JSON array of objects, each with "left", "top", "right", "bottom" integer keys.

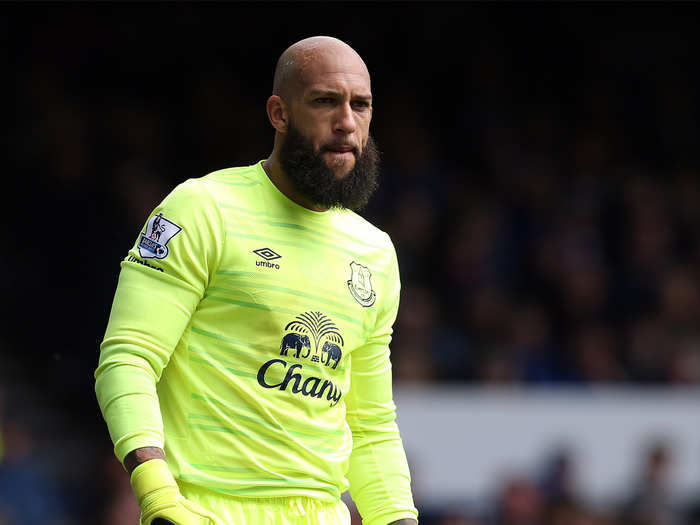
[{"left": 297, "top": 49, "right": 371, "bottom": 95}]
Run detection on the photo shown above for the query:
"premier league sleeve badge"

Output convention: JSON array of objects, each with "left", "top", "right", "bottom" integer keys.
[{"left": 138, "top": 212, "right": 182, "bottom": 259}]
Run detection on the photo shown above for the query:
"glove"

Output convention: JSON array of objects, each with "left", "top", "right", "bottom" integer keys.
[{"left": 131, "top": 458, "right": 220, "bottom": 525}]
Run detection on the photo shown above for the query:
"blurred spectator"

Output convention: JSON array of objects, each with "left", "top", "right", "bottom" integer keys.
[
  {"left": 434, "top": 511, "right": 483, "bottom": 525},
  {"left": 539, "top": 448, "right": 578, "bottom": 503},
  {"left": 571, "top": 324, "right": 625, "bottom": 383},
  {"left": 508, "top": 302, "right": 558, "bottom": 382},
  {"left": 393, "top": 283, "right": 440, "bottom": 381},
  {"left": 543, "top": 498, "right": 596, "bottom": 525},
  {"left": 493, "top": 476, "right": 544, "bottom": 525},
  {"left": 0, "top": 392, "right": 67, "bottom": 524},
  {"left": 92, "top": 453, "right": 141, "bottom": 525},
  {"left": 620, "top": 440, "right": 680, "bottom": 525}
]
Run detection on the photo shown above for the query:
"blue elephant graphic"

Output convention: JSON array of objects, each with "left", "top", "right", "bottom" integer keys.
[
  {"left": 280, "top": 333, "right": 311, "bottom": 359},
  {"left": 321, "top": 341, "right": 342, "bottom": 369}
]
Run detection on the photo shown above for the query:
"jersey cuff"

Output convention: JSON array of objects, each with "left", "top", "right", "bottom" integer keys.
[
  {"left": 363, "top": 509, "right": 419, "bottom": 525},
  {"left": 114, "top": 432, "right": 164, "bottom": 465}
]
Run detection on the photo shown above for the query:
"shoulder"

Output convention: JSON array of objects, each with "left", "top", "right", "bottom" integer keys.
[
  {"left": 160, "top": 177, "right": 214, "bottom": 215},
  {"left": 200, "top": 164, "right": 261, "bottom": 186},
  {"left": 332, "top": 210, "right": 394, "bottom": 253},
  {"left": 165, "top": 163, "right": 262, "bottom": 209}
]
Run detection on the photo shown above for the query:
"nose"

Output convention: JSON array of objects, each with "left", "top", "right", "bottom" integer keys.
[{"left": 334, "top": 102, "right": 357, "bottom": 135}]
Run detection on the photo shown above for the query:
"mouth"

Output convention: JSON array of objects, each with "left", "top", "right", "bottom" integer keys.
[{"left": 323, "top": 144, "right": 357, "bottom": 156}]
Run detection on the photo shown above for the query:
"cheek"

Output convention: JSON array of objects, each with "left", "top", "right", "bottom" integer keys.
[
  {"left": 300, "top": 123, "right": 327, "bottom": 146},
  {"left": 357, "top": 117, "right": 371, "bottom": 139}
]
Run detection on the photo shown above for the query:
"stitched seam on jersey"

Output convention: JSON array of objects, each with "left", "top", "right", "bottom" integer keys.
[
  {"left": 372, "top": 243, "right": 399, "bottom": 341},
  {"left": 198, "top": 178, "right": 227, "bottom": 290}
]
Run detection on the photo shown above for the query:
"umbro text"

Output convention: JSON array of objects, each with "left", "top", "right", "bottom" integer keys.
[{"left": 128, "top": 255, "right": 164, "bottom": 272}]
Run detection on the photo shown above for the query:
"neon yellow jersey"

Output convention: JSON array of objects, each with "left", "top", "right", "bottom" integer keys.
[{"left": 95, "top": 161, "right": 417, "bottom": 525}]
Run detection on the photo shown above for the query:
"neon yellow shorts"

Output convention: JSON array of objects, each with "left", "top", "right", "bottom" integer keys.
[{"left": 180, "top": 483, "right": 352, "bottom": 525}]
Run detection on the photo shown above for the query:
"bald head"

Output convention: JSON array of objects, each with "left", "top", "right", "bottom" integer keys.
[{"left": 272, "top": 36, "right": 370, "bottom": 100}]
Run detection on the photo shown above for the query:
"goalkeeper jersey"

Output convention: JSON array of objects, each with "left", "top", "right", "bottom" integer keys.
[{"left": 95, "top": 161, "right": 417, "bottom": 525}]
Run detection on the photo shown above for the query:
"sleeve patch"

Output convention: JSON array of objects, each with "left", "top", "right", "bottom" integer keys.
[{"left": 138, "top": 213, "right": 182, "bottom": 259}]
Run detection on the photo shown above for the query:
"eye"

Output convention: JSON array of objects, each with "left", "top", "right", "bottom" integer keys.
[
  {"left": 352, "top": 100, "right": 371, "bottom": 110},
  {"left": 314, "top": 97, "right": 334, "bottom": 104}
]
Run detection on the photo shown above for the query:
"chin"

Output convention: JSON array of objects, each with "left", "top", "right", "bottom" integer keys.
[
  {"left": 324, "top": 159, "right": 355, "bottom": 179},
  {"left": 333, "top": 167, "right": 354, "bottom": 180}
]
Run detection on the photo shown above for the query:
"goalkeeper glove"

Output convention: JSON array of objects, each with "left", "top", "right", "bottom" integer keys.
[{"left": 131, "top": 458, "right": 220, "bottom": 525}]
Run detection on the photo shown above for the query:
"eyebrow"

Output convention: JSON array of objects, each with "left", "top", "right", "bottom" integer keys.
[{"left": 308, "top": 89, "right": 373, "bottom": 101}]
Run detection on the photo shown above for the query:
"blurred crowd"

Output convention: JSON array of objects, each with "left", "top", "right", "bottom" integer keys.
[
  {"left": 4, "top": 3, "right": 700, "bottom": 524},
  {"left": 383, "top": 132, "right": 700, "bottom": 386},
  {"left": 371, "top": 439, "right": 700, "bottom": 525}
]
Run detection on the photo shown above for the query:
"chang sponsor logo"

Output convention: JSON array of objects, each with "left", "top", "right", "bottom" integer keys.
[
  {"left": 280, "top": 311, "right": 344, "bottom": 366},
  {"left": 256, "top": 311, "right": 345, "bottom": 406},
  {"left": 256, "top": 359, "right": 342, "bottom": 407}
]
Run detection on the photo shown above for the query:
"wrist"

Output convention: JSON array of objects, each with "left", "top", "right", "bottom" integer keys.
[{"left": 124, "top": 446, "right": 166, "bottom": 475}]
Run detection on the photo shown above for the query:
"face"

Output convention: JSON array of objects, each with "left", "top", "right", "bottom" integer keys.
[{"left": 285, "top": 47, "right": 373, "bottom": 179}]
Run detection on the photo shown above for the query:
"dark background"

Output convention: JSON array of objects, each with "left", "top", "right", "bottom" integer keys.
[{"left": 3, "top": 3, "right": 700, "bottom": 524}]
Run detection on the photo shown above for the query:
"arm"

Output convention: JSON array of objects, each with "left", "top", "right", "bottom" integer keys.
[
  {"left": 94, "top": 180, "right": 225, "bottom": 524},
  {"left": 345, "top": 245, "right": 419, "bottom": 525},
  {"left": 95, "top": 179, "right": 224, "bottom": 464}
]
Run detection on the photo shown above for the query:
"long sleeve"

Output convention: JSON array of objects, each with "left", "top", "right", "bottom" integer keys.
[
  {"left": 345, "top": 245, "right": 418, "bottom": 525},
  {"left": 94, "top": 179, "right": 224, "bottom": 463}
]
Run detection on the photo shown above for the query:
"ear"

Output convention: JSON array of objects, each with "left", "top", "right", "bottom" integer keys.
[{"left": 266, "top": 95, "right": 289, "bottom": 133}]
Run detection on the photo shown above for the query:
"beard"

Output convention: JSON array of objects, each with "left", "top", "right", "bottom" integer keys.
[{"left": 278, "top": 121, "right": 380, "bottom": 211}]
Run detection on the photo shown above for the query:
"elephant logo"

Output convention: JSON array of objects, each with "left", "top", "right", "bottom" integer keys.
[
  {"left": 280, "top": 333, "right": 311, "bottom": 359},
  {"left": 280, "top": 311, "right": 344, "bottom": 368},
  {"left": 347, "top": 261, "right": 376, "bottom": 307},
  {"left": 321, "top": 341, "right": 342, "bottom": 369}
]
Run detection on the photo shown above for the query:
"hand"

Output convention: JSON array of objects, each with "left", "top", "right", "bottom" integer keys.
[{"left": 131, "top": 458, "right": 220, "bottom": 525}]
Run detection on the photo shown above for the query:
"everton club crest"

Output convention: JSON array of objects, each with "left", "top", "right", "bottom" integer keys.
[
  {"left": 138, "top": 212, "right": 182, "bottom": 259},
  {"left": 347, "top": 261, "right": 376, "bottom": 307}
]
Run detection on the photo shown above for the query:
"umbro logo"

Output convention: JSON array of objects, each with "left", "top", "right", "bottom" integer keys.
[
  {"left": 253, "top": 248, "right": 281, "bottom": 260},
  {"left": 254, "top": 247, "right": 281, "bottom": 269}
]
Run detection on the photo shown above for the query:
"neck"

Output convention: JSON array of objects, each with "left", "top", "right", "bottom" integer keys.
[{"left": 263, "top": 152, "right": 328, "bottom": 212}]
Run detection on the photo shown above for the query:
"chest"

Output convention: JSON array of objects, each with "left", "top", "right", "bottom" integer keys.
[{"left": 202, "top": 219, "right": 383, "bottom": 361}]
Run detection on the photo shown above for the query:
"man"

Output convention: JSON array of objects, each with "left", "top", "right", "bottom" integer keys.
[{"left": 95, "top": 36, "right": 418, "bottom": 525}]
